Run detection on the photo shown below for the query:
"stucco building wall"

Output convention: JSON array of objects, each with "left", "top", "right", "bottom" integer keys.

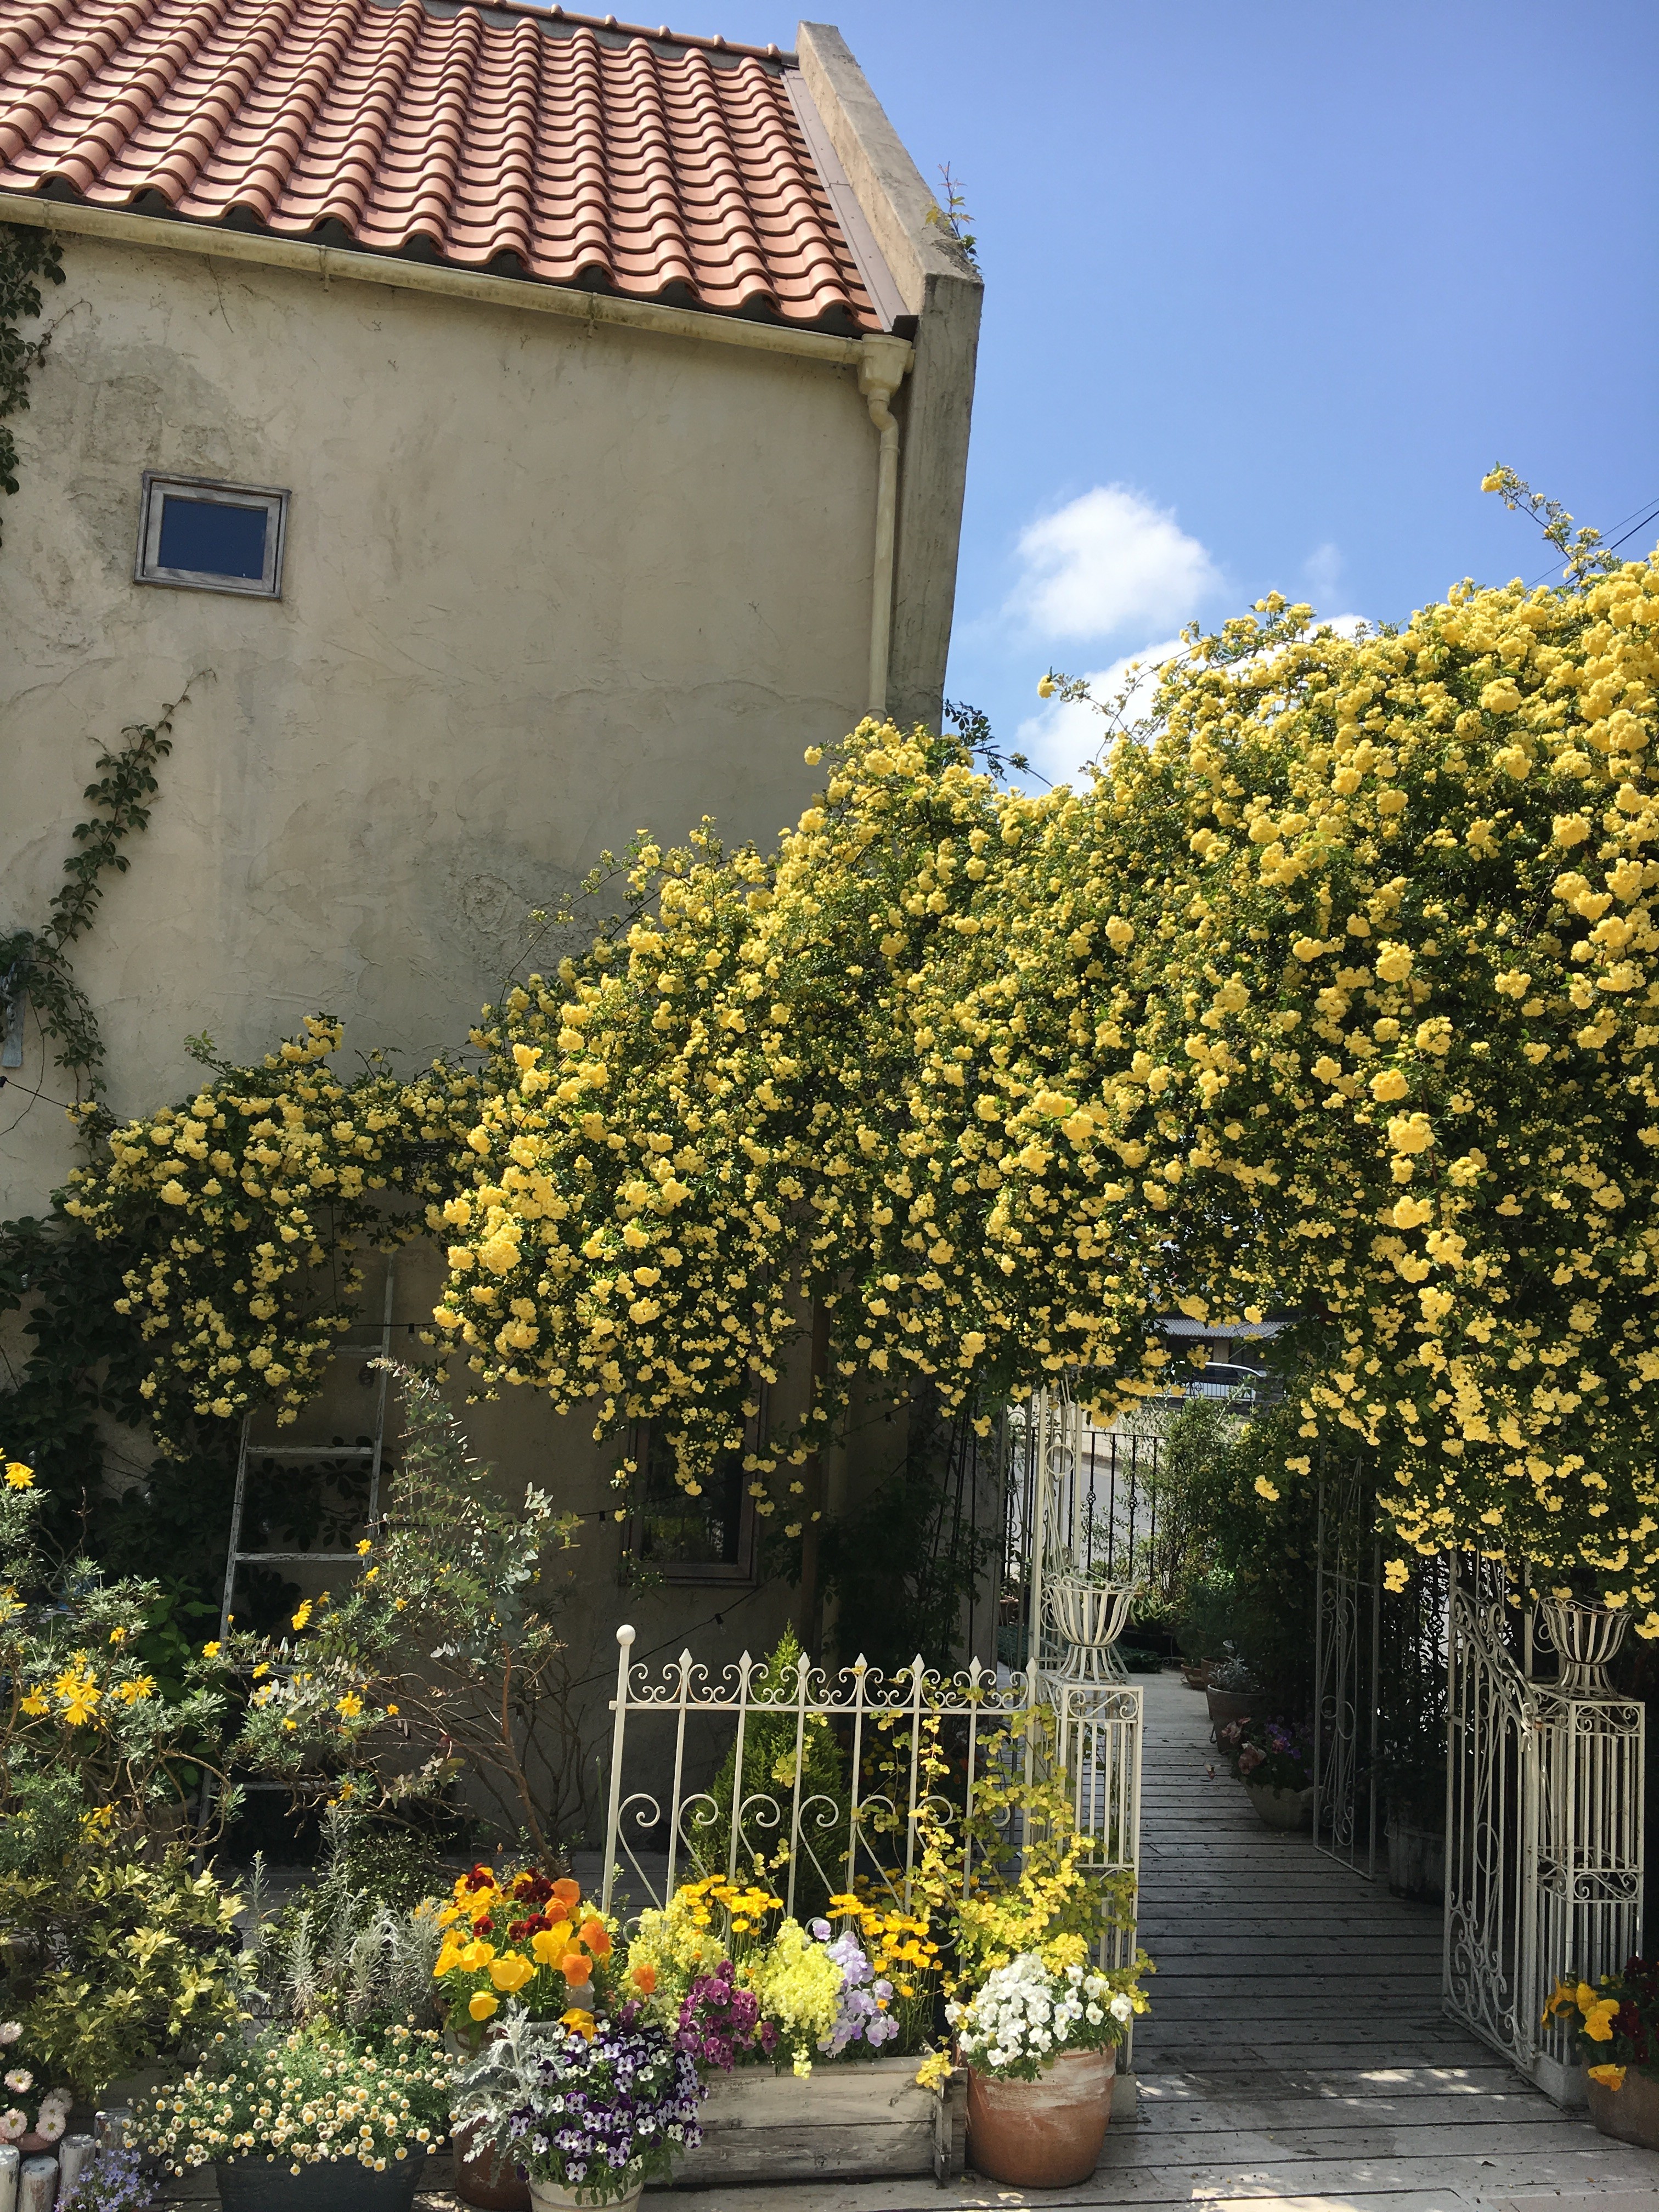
[{"left": 1, "top": 232, "right": 881, "bottom": 1218}]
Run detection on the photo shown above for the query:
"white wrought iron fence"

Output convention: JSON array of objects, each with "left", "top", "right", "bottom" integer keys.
[
  {"left": 599, "top": 1630, "right": 1036, "bottom": 1921},
  {"left": 600, "top": 1627, "right": 1142, "bottom": 1919}
]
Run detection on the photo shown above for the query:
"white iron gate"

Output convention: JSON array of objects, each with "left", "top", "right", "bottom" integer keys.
[{"left": 1444, "top": 1559, "right": 1645, "bottom": 2103}]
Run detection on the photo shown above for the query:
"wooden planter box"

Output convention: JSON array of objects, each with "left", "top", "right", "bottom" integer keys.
[{"left": 653, "top": 2057, "right": 967, "bottom": 2188}]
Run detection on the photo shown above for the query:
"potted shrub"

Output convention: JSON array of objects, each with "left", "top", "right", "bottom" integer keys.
[
  {"left": 1204, "top": 1645, "right": 1259, "bottom": 1737},
  {"left": 1218, "top": 1717, "right": 1314, "bottom": 1831},
  {"left": 136, "top": 2020, "right": 453, "bottom": 2210},
  {"left": 950, "top": 1955, "right": 1133, "bottom": 2187},
  {"left": 450, "top": 2006, "right": 703, "bottom": 2211},
  {"left": 1545, "top": 1965, "right": 1659, "bottom": 2148}
]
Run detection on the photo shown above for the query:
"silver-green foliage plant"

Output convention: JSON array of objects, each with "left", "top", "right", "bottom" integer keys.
[
  {"left": 230, "top": 1364, "right": 587, "bottom": 1855},
  {"left": 251, "top": 1875, "right": 442, "bottom": 2034}
]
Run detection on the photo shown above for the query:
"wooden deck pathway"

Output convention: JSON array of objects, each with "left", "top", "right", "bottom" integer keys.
[{"left": 658, "top": 1667, "right": 1659, "bottom": 2212}]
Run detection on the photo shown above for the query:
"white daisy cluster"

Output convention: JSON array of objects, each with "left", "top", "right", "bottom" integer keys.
[{"left": 949, "top": 1955, "right": 1135, "bottom": 2081}]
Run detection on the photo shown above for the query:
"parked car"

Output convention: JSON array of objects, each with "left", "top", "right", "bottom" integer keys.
[{"left": 1186, "top": 1363, "right": 1279, "bottom": 1406}]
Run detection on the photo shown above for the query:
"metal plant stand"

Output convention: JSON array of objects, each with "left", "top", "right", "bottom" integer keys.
[{"left": 1444, "top": 1560, "right": 1645, "bottom": 2104}]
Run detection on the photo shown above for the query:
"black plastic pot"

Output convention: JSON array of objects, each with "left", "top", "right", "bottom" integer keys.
[{"left": 216, "top": 2151, "right": 432, "bottom": 2212}]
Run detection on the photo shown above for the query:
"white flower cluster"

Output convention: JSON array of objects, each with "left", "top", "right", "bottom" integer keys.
[{"left": 949, "top": 1955, "right": 1134, "bottom": 2076}]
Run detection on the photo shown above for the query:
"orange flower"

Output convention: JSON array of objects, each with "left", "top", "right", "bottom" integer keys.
[
  {"left": 553, "top": 1877, "right": 582, "bottom": 1908},
  {"left": 561, "top": 1950, "right": 591, "bottom": 1982},
  {"left": 630, "top": 1962, "right": 657, "bottom": 1996},
  {"left": 581, "top": 1918, "right": 613, "bottom": 1959},
  {"left": 545, "top": 1899, "right": 571, "bottom": 1925}
]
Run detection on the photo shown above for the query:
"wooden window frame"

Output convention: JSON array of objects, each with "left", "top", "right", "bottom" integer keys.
[{"left": 134, "top": 471, "right": 289, "bottom": 599}]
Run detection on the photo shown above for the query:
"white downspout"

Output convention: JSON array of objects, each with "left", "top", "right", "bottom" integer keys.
[{"left": 859, "top": 334, "right": 913, "bottom": 720}]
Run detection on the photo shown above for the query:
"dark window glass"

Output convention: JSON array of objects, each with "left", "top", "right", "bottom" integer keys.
[
  {"left": 635, "top": 1427, "right": 745, "bottom": 1569},
  {"left": 157, "top": 495, "right": 268, "bottom": 580}
]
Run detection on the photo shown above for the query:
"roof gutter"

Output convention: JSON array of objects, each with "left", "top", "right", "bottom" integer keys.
[{"left": 0, "top": 191, "right": 900, "bottom": 373}]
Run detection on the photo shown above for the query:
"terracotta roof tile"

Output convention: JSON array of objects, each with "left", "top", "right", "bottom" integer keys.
[{"left": 0, "top": 0, "right": 882, "bottom": 330}]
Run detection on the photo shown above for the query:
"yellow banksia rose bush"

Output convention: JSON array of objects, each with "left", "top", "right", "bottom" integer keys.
[{"left": 58, "top": 506, "right": 1659, "bottom": 1624}]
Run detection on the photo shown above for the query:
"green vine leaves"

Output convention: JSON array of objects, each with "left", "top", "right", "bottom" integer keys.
[
  {"left": 0, "top": 221, "right": 64, "bottom": 531},
  {"left": 2, "top": 688, "right": 199, "bottom": 1124}
]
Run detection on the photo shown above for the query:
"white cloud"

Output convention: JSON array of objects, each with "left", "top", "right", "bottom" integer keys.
[
  {"left": 1005, "top": 485, "right": 1220, "bottom": 644},
  {"left": 1303, "top": 541, "right": 1344, "bottom": 610},
  {"left": 1013, "top": 636, "right": 1187, "bottom": 788}
]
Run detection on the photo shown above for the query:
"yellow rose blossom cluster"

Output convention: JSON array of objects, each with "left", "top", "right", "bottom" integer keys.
[
  {"left": 420, "top": 549, "right": 1659, "bottom": 1617},
  {"left": 62, "top": 1019, "right": 477, "bottom": 1443},
  {"left": 59, "top": 523, "right": 1659, "bottom": 1618}
]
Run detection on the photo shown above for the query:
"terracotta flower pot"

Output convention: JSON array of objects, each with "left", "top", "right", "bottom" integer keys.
[
  {"left": 1244, "top": 1780, "right": 1314, "bottom": 1832},
  {"left": 1587, "top": 2065, "right": 1659, "bottom": 2149},
  {"left": 453, "top": 2119, "right": 532, "bottom": 2212},
  {"left": 966, "top": 2046, "right": 1115, "bottom": 2187}
]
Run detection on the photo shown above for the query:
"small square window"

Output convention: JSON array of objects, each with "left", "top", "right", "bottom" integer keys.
[
  {"left": 136, "top": 473, "right": 288, "bottom": 598},
  {"left": 629, "top": 1420, "right": 757, "bottom": 1583}
]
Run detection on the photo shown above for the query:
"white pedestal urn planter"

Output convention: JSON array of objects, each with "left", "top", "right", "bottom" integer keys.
[
  {"left": 1046, "top": 1579, "right": 1138, "bottom": 1686},
  {"left": 1536, "top": 1597, "right": 1627, "bottom": 1693},
  {"left": 966, "top": 2047, "right": 1115, "bottom": 2188}
]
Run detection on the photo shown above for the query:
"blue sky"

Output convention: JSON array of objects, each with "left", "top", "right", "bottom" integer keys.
[{"left": 697, "top": 1, "right": 1659, "bottom": 781}]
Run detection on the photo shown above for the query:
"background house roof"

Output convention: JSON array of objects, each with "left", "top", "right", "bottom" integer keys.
[{"left": 0, "top": 0, "right": 886, "bottom": 331}]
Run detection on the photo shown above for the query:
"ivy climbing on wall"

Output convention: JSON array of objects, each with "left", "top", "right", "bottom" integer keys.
[
  {"left": 0, "top": 220, "right": 64, "bottom": 543},
  {"left": 2, "top": 695, "right": 191, "bottom": 1120},
  {"left": 1, "top": 692, "right": 202, "bottom": 1575}
]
